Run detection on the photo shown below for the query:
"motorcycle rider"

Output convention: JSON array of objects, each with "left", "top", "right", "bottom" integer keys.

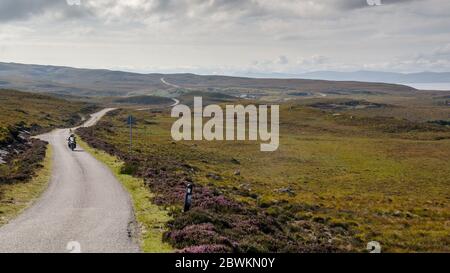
[{"left": 68, "top": 134, "right": 76, "bottom": 149}]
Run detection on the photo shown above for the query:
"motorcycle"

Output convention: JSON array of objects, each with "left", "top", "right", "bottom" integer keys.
[{"left": 68, "top": 137, "right": 77, "bottom": 151}]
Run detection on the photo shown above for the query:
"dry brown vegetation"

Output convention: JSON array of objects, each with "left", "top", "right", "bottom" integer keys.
[{"left": 77, "top": 92, "right": 450, "bottom": 252}]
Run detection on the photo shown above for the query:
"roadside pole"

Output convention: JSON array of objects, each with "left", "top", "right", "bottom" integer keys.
[
  {"left": 129, "top": 119, "right": 132, "bottom": 154},
  {"left": 127, "top": 115, "right": 135, "bottom": 154}
]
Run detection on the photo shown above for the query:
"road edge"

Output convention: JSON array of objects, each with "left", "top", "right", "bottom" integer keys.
[{"left": 78, "top": 138, "right": 173, "bottom": 253}]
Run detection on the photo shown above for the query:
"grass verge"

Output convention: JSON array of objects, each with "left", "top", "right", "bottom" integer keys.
[
  {"left": 78, "top": 138, "right": 173, "bottom": 253},
  {"left": 0, "top": 145, "right": 52, "bottom": 226}
]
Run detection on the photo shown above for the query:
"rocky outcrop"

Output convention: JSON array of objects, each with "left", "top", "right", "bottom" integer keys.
[{"left": 0, "top": 124, "right": 47, "bottom": 184}]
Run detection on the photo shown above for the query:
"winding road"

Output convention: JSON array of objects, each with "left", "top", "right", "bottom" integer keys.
[
  {"left": 160, "top": 77, "right": 180, "bottom": 88},
  {"left": 0, "top": 109, "right": 140, "bottom": 253},
  {"left": 137, "top": 98, "right": 179, "bottom": 111}
]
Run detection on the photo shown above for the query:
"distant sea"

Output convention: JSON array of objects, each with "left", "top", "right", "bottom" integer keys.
[{"left": 403, "top": 83, "right": 450, "bottom": 91}]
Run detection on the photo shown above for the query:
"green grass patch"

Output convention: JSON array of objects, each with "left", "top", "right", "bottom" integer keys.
[
  {"left": 0, "top": 145, "right": 52, "bottom": 226},
  {"left": 78, "top": 138, "right": 173, "bottom": 253}
]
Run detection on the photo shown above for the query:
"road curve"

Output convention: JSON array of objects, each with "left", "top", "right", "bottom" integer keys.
[
  {"left": 0, "top": 109, "right": 140, "bottom": 253},
  {"left": 170, "top": 98, "right": 180, "bottom": 107},
  {"left": 160, "top": 77, "right": 180, "bottom": 88},
  {"left": 137, "top": 98, "right": 180, "bottom": 111}
]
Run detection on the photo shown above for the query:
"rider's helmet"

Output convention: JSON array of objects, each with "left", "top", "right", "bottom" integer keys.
[{"left": 70, "top": 134, "right": 75, "bottom": 137}]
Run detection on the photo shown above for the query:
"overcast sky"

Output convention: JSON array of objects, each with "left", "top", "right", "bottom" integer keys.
[{"left": 0, "top": 0, "right": 449, "bottom": 75}]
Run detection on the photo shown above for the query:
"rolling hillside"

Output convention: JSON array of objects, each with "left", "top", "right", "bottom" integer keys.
[
  {"left": 0, "top": 62, "right": 416, "bottom": 97},
  {"left": 0, "top": 89, "right": 97, "bottom": 144}
]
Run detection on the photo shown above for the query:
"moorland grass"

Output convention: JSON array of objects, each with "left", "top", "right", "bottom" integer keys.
[
  {"left": 0, "top": 146, "right": 52, "bottom": 226},
  {"left": 84, "top": 103, "right": 450, "bottom": 252},
  {"left": 0, "top": 89, "right": 97, "bottom": 143}
]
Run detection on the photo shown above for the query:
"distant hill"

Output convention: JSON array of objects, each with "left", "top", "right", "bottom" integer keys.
[
  {"left": 178, "top": 91, "right": 236, "bottom": 105},
  {"left": 294, "top": 71, "right": 450, "bottom": 84},
  {"left": 0, "top": 62, "right": 167, "bottom": 97},
  {"left": 0, "top": 62, "right": 416, "bottom": 97},
  {"left": 113, "top": 95, "right": 173, "bottom": 105}
]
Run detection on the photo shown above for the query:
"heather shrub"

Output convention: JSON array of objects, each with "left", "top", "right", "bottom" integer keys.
[
  {"left": 168, "top": 208, "right": 232, "bottom": 230},
  {"left": 177, "top": 244, "right": 231, "bottom": 253},
  {"left": 165, "top": 223, "right": 234, "bottom": 249},
  {"left": 0, "top": 138, "right": 47, "bottom": 184},
  {"left": 119, "top": 160, "right": 140, "bottom": 175},
  {"left": 77, "top": 110, "right": 349, "bottom": 253}
]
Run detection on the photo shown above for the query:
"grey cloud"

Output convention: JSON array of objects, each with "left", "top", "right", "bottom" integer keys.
[
  {"left": 0, "top": 0, "right": 91, "bottom": 22},
  {"left": 1, "top": 0, "right": 449, "bottom": 73},
  {"left": 0, "top": 0, "right": 422, "bottom": 24},
  {"left": 0, "top": 0, "right": 58, "bottom": 22},
  {"left": 276, "top": 56, "right": 289, "bottom": 65},
  {"left": 335, "top": 0, "right": 418, "bottom": 10}
]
